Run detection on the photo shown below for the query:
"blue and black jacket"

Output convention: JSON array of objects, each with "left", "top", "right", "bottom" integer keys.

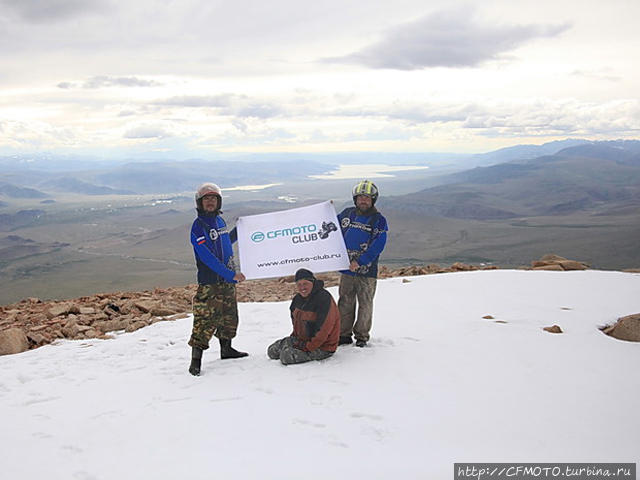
[
  {"left": 190, "top": 214, "right": 238, "bottom": 285},
  {"left": 338, "top": 207, "right": 388, "bottom": 278}
]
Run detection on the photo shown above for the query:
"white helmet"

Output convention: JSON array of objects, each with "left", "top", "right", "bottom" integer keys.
[{"left": 195, "top": 183, "right": 222, "bottom": 210}]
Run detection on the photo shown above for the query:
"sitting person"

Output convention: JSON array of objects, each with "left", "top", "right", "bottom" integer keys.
[{"left": 267, "top": 268, "right": 340, "bottom": 365}]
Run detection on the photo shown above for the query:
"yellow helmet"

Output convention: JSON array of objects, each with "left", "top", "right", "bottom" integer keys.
[{"left": 352, "top": 180, "right": 379, "bottom": 205}]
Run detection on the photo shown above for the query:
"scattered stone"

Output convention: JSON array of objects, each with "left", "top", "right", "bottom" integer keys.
[
  {"left": 402, "top": 279, "right": 411, "bottom": 283},
  {"left": 543, "top": 325, "right": 563, "bottom": 334},
  {"left": 530, "top": 254, "right": 589, "bottom": 271},
  {"left": 482, "top": 315, "right": 495, "bottom": 319},
  {"left": 134, "top": 300, "right": 156, "bottom": 313},
  {"left": 95, "top": 319, "right": 129, "bottom": 333},
  {"left": 602, "top": 313, "right": 640, "bottom": 342},
  {"left": 542, "top": 254, "right": 568, "bottom": 262},
  {"left": 84, "top": 328, "right": 99, "bottom": 338},
  {"left": 532, "top": 264, "right": 565, "bottom": 271},
  {"left": 558, "top": 260, "right": 588, "bottom": 271},
  {"left": 27, "top": 332, "right": 47, "bottom": 346},
  {"left": 0, "top": 328, "right": 30, "bottom": 355},
  {"left": 103, "top": 304, "right": 121, "bottom": 316},
  {"left": 29, "top": 324, "right": 49, "bottom": 332},
  {"left": 47, "top": 303, "right": 72, "bottom": 319},
  {"left": 150, "top": 304, "right": 180, "bottom": 317},
  {"left": 531, "top": 260, "right": 550, "bottom": 267},
  {"left": 125, "top": 321, "right": 148, "bottom": 333},
  {"left": 50, "top": 328, "right": 64, "bottom": 339},
  {"left": 62, "top": 320, "right": 81, "bottom": 339}
]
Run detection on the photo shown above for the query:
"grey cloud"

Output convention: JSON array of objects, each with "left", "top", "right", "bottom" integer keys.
[
  {"left": 123, "top": 126, "right": 170, "bottom": 139},
  {"left": 235, "top": 104, "right": 282, "bottom": 119},
  {"left": 163, "top": 93, "right": 468, "bottom": 124},
  {"left": 324, "top": 8, "right": 570, "bottom": 69},
  {"left": 159, "top": 95, "right": 237, "bottom": 108},
  {"left": 207, "top": 127, "right": 295, "bottom": 147},
  {"left": 337, "top": 99, "right": 633, "bottom": 138},
  {"left": 157, "top": 94, "right": 283, "bottom": 119},
  {"left": 231, "top": 119, "right": 248, "bottom": 133},
  {"left": 0, "top": 0, "right": 108, "bottom": 23},
  {"left": 83, "top": 76, "right": 162, "bottom": 89},
  {"left": 308, "top": 130, "right": 329, "bottom": 142},
  {"left": 343, "top": 126, "right": 418, "bottom": 142},
  {"left": 571, "top": 69, "right": 621, "bottom": 82},
  {"left": 56, "top": 76, "right": 161, "bottom": 89},
  {"left": 386, "top": 104, "right": 476, "bottom": 124},
  {"left": 333, "top": 103, "right": 477, "bottom": 124},
  {"left": 458, "top": 102, "right": 640, "bottom": 137}
]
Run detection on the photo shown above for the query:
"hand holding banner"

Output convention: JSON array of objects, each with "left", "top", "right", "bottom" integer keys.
[{"left": 236, "top": 201, "right": 349, "bottom": 279}]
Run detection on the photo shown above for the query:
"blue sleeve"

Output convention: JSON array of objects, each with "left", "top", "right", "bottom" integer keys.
[
  {"left": 357, "top": 216, "right": 388, "bottom": 266},
  {"left": 190, "top": 225, "right": 236, "bottom": 283},
  {"left": 338, "top": 208, "right": 351, "bottom": 224}
]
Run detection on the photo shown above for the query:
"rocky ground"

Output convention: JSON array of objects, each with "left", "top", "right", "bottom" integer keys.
[{"left": 1, "top": 254, "right": 638, "bottom": 355}]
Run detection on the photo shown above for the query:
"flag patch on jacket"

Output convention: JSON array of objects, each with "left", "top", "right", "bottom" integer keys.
[{"left": 196, "top": 236, "right": 206, "bottom": 245}]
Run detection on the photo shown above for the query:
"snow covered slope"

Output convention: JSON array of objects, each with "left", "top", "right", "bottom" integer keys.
[{"left": 1, "top": 270, "right": 639, "bottom": 479}]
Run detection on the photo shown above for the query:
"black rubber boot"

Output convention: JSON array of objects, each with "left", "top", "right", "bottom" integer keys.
[
  {"left": 339, "top": 336, "right": 353, "bottom": 345},
  {"left": 189, "top": 346, "right": 203, "bottom": 376},
  {"left": 219, "top": 338, "right": 248, "bottom": 359}
]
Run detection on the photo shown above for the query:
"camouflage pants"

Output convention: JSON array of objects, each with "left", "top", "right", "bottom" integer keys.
[
  {"left": 267, "top": 336, "right": 333, "bottom": 365},
  {"left": 189, "top": 283, "right": 239, "bottom": 350},
  {"left": 338, "top": 274, "right": 377, "bottom": 342}
]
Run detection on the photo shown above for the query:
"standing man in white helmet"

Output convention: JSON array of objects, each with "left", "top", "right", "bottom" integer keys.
[
  {"left": 337, "top": 180, "right": 388, "bottom": 347},
  {"left": 188, "top": 182, "right": 248, "bottom": 376}
]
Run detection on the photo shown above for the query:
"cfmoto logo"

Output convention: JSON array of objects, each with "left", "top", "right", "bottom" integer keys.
[{"left": 251, "top": 231, "right": 265, "bottom": 242}]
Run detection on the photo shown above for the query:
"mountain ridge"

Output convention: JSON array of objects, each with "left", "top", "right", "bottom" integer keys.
[{"left": 382, "top": 140, "right": 640, "bottom": 219}]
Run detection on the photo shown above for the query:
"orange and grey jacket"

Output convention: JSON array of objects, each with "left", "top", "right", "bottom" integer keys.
[{"left": 289, "top": 280, "right": 340, "bottom": 353}]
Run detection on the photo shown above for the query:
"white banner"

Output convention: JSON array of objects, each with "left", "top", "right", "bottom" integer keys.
[{"left": 236, "top": 201, "right": 349, "bottom": 279}]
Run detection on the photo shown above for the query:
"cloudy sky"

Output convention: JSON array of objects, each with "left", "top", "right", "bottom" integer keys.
[{"left": 1, "top": 0, "right": 638, "bottom": 159}]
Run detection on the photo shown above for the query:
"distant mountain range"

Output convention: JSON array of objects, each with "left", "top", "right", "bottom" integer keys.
[
  {"left": 381, "top": 140, "right": 640, "bottom": 219},
  {"left": 38, "top": 177, "right": 136, "bottom": 195},
  {"left": 0, "top": 210, "right": 46, "bottom": 231},
  {"left": 0, "top": 159, "right": 335, "bottom": 196},
  {"left": 0, "top": 139, "right": 637, "bottom": 210},
  {"left": 0, "top": 183, "right": 49, "bottom": 199},
  {"left": 468, "top": 138, "right": 590, "bottom": 166},
  {"left": 2, "top": 138, "right": 640, "bottom": 302}
]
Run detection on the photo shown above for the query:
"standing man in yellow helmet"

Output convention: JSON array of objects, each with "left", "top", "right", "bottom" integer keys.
[
  {"left": 188, "top": 182, "right": 248, "bottom": 376},
  {"left": 337, "top": 180, "right": 388, "bottom": 347}
]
